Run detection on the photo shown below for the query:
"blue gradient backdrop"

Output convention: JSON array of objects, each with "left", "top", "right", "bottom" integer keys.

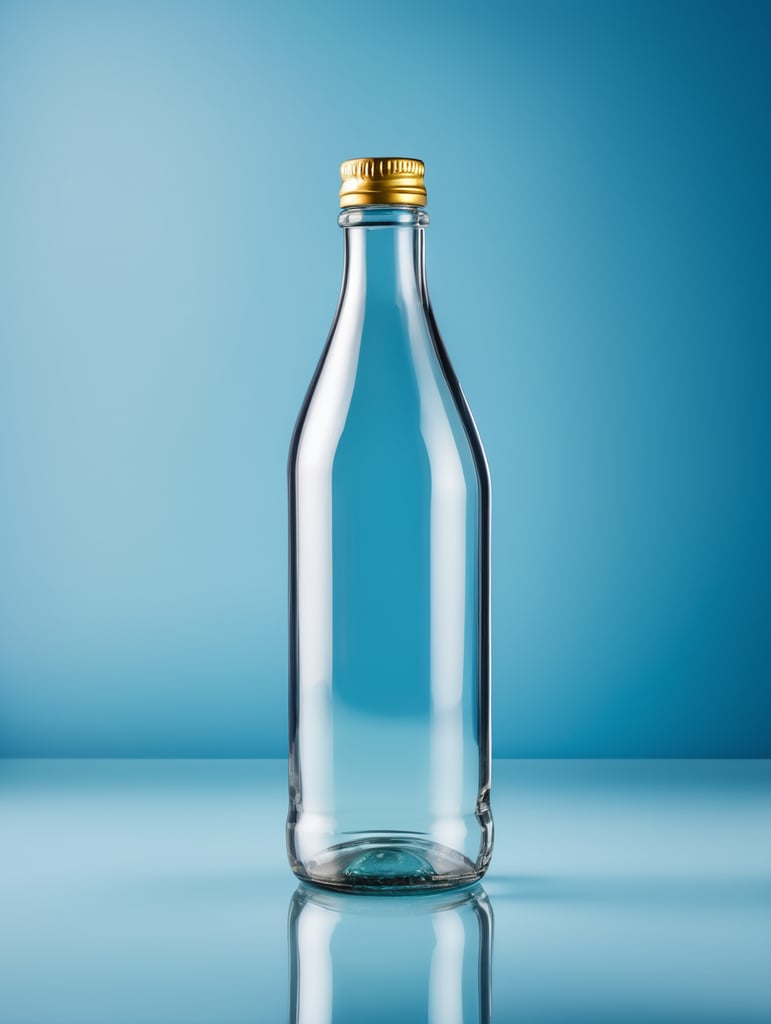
[{"left": 0, "top": 0, "right": 768, "bottom": 757}]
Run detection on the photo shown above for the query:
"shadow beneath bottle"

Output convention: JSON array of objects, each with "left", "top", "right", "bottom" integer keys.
[
  {"left": 288, "top": 883, "right": 494, "bottom": 1023},
  {"left": 485, "top": 873, "right": 771, "bottom": 909}
]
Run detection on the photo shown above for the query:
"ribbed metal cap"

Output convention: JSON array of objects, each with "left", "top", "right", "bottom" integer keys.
[{"left": 339, "top": 157, "right": 427, "bottom": 208}]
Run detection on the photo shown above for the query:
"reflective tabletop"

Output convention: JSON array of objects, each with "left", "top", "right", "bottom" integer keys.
[{"left": 1, "top": 759, "right": 769, "bottom": 1022}]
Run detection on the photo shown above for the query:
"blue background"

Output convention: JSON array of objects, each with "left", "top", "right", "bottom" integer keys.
[{"left": 0, "top": 0, "right": 768, "bottom": 758}]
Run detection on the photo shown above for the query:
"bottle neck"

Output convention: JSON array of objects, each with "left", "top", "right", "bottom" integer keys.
[{"left": 338, "top": 205, "right": 429, "bottom": 308}]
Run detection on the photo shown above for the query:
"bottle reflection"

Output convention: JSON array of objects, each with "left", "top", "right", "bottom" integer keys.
[{"left": 289, "top": 883, "right": 492, "bottom": 1023}]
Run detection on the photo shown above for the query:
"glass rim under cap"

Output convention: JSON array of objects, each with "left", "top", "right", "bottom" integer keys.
[{"left": 339, "top": 157, "right": 427, "bottom": 208}]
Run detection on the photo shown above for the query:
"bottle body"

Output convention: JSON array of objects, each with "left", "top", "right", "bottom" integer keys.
[{"left": 287, "top": 204, "right": 491, "bottom": 892}]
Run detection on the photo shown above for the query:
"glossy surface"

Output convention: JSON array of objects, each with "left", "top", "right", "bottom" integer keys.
[
  {"left": 288, "top": 206, "right": 490, "bottom": 889},
  {"left": 1, "top": 759, "right": 769, "bottom": 1022},
  {"left": 290, "top": 884, "right": 492, "bottom": 1023}
]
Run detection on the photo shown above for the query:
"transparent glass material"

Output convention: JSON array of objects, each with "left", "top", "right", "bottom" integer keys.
[
  {"left": 289, "top": 883, "right": 493, "bottom": 1023},
  {"left": 287, "top": 204, "right": 491, "bottom": 892}
]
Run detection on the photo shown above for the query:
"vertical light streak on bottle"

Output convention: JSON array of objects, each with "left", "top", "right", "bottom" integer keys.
[
  {"left": 400, "top": 227, "right": 467, "bottom": 851},
  {"left": 429, "top": 909, "right": 465, "bottom": 1024},
  {"left": 296, "top": 902, "right": 340, "bottom": 1024},
  {"left": 296, "top": 244, "right": 365, "bottom": 847}
]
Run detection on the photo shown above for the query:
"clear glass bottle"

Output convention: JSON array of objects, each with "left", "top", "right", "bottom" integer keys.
[
  {"left": 289, "top": 883, "right": 493, "bottom": 1023},
  {"left": 287, "top": 158, "right": 491, "bottom": 892}
]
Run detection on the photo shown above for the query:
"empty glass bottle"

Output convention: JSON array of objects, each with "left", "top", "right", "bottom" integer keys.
[{"left": 287, "top": 158, "right": 491, "bottom": 892}]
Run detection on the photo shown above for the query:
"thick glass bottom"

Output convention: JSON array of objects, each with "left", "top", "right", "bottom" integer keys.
[{"left": 291, "top": 834, "right": 484, "bottom": 894}]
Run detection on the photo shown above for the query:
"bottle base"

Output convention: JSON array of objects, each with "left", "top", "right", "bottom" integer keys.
[{"left": 291, "top": 833, "right": 485, "bottom": 894}]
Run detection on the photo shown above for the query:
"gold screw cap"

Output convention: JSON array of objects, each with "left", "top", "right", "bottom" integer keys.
[{"left": 339, "top": 157, "right": 426, "bottom": 208}]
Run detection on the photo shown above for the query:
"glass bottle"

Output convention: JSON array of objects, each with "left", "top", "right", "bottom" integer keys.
[
  {"left": 287, "top": 158, "right": 491, "bottom": 892},
  {"left": 288, "top": 883, "right": 493, "bottom": 1023}
]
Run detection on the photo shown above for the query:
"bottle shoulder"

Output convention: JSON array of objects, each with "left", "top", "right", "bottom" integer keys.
[{"left": 290, "top": 301, "right": 488, "bottom": 493}]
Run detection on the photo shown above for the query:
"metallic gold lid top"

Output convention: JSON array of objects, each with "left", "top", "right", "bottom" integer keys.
[{"left": 339, "top": 157, "right": 426, "bottom": 208}]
